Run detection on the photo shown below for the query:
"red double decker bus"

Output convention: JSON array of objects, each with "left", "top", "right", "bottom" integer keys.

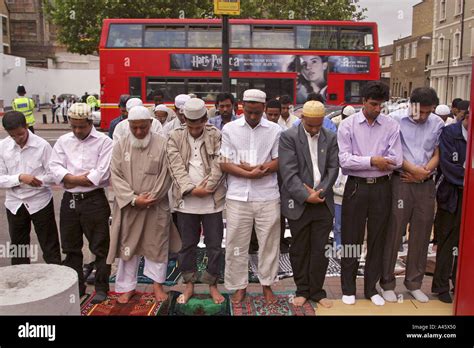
[{"left": 99, "top": 18, "right": 380, "bottom": 129}]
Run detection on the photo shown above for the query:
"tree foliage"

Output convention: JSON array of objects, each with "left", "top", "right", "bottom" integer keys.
[{"left": 43, "top": 0, "right": 366, "bottom": 55}]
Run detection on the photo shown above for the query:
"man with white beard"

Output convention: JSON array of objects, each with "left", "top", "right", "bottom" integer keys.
[
  {"left": 112, "top": 98, "right": 163, "bottom": 143},
  {"left": 107, "top": 105, "right": 175, "bottom": 303}
]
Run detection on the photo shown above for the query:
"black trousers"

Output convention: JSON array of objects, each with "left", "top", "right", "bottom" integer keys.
[
  {"left": 288, "top": 203, "right": 333, "bottom": 301},
  {"left": 341, "top": 177, "right": 391, "bottom": 298},
  {"left": 432, "top": 189, "right": 463, "bottom": 294},
  {"left": 60, "top": 190, "right": 111, "bottom": 293},
  {"left": 6, "top": 199, "right": 61, "bottom": 265},
  {"left": 51, "top": 107, "right": 59, "bottom": 123},
  {"left": 176, "top": 211, "right": 224, "bottom": 284}
]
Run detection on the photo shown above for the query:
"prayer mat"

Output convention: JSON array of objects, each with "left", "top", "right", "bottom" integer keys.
[
  {"left": 81, "top": 291, "right": 169, "bottom": 316},
  {"left": 109, "top": 256, "right": 181, "bottom": 286},
  {"left": 326, "top": 257, "right": 342, "bottom": 277},
  {"left": 248, "top": 253, "right": 294, "bottom": 282},
  {"left": 167, "top": 291, "right": 231, "bottom": 316},
  {"left": 231, "top": 291, "right": 315, "bottom": 316}
]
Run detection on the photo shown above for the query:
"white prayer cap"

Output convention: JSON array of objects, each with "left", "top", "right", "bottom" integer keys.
[
  {"left": 125, "top": 97, "right": 143, "bottom": 112},
  {"left": 435, "top": 104, "right": 451, "bottom": 116},
  {"left": 128, "top": 106, "right": 152, "bottom": 121},
  {"left": 184, "top": 98, "right": 207, "bottom": 120},
  {"left": 175, "top": 94, "right": 191, "bottom": 111},
  {"left": 243, "top": 89, "right": 266, "bottom": 103},
  {"left": 342, "top": 105, "right": 356, "bottom": 117},
  {"left": 68, "top": 103, "right": 92, "bottom": 120},
  {"left": 154, "top": 104, "right": 170, "bottom": 114}
]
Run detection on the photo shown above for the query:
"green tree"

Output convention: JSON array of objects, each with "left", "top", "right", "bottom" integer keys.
[{"left": 43, "top": 0, "right": 366, "bottom": 55}]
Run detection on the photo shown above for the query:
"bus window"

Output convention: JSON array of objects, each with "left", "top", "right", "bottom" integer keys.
[
  {"left": 340, "top": 27, "right": 374, "bottom": 51},
  {"left": 252, "top": 26, "right": 294, "bottom": 49},
  {"left": 296, "top": 25, "right": 338, "bottom": 50},
  {"left": 146, "top": 78, "right": 185, "bottom": 102},
  {"left": 188, "top": 26, "right": 221, "bottom": 48},
  {"left": 107, "top": 24, "right": 143, "bottom": 47},
  {"left": 188, "top": 79, "right": 221, "bottom": 102},
  {"left": 234, "top": 78, "right": 294, "bottom": 101},
  {"left": 231, "top": 25, "right": 251, "bottom": 48},
  {"left": 129, "top": 77, "right": 142, "bottom": 98},
  {"left": 344, "top": 80, "right": 368, "bottom": 103},
  {"left": 144, "top": 25, "right": 185, "bottom": 47}
]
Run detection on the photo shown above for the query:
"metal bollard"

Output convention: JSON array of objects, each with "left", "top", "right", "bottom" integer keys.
[{"left": 42, "top": 114, "right": 47, "bottom": 124}]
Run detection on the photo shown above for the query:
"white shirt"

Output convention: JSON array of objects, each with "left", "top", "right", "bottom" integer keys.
[
  {"left": 113, "top": 118, "right": 163, "bottom": 143},
  {"left": 0, "top": 131, "right": 54, "bottom": 214},
  {"left": 49, "top": 126, "right": 113, "bottom": 193},
  {"left": 162, "top": 118, "right": 184, "bottom": 138},
  {"left": 221, "top": 116, "right": 281, "bottom": 202},
  {"left": 278, "top": 114, "right": 299, "bottom": 130},
  {"left": 304, "top": 128, "right": 321, "bottom": 188},
  {"left": 174, "top": 133, "right": 222, "bottom": 214}
]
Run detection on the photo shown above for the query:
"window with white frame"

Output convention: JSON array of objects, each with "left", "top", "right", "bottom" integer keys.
[
  {"left": 437, "top": 36, "right": 445, "bottom": 62},
  {"left": 396, "top": 46, "right": 401, "bottom": 61},
  {"left": 455, "top": 0, "right": 463, "bottom": 15},
  {"left": 454, "top": 32, "right": 461, "bottom": 59},
  {"left": 440, "top": 0, "right": 447, "bottom": 21},
  {"left": 404, "top": 43, "right": 410, "bottom": 59},
  {"left": 411, "top": 41, "right": 417, "bottom": 58}
]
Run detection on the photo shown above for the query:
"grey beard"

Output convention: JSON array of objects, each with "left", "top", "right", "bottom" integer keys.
[{"left": 130, "top": 132, "right": 151, "bottom": 149}]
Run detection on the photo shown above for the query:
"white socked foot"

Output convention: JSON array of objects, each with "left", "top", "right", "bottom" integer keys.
[
  {"left": 342, "top": 295, "right": 356, "bottom": 305},
  {"left": 370, "top": 294, "right": 385, "bottom": 306},
  {"left": 410, "top": 289, "right": 429, "bottom": 303},
  {"left": 382, "top": 290, "right": 398, "bottom": 302}
]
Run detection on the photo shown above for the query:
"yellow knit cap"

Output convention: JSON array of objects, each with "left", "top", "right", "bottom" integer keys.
[{"left": 302, "top": 101, "right": 325, "bottom": 118}]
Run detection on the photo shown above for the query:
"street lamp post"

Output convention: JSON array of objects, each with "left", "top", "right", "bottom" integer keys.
[{"left": 445, "top": 38, "right": 451, "bottom": 104}]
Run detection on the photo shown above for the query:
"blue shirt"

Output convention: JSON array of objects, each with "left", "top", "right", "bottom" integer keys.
[
  {"left": 292, "top": 117, "right": 337, "bottom": 133},
  {"left": 208, "top": 114, "right": 237, "bottom": 130},
  {"left": 108, "top": 115, "right": 125, "bottom": 139},
  {"left": 391, "top": 108, "right": 444, "bottom": 167}
]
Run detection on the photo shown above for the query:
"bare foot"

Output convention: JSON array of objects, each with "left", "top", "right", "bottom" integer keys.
[
  {"left": 263, "top": 286, "right": 277, "bottom": 305},
  {"left": 153, "top": 282, "right": 168, "bottom": 302},
  {"left": 292, "top": 296, "right": 307, "bottom": 307},
  {"left": 317, "top": 298, "right": 333, "bottom": 308},
  {"left": 231, "top": 288, "right": 247, "bottom": 304},
  {"left": 209, "top": 285, "right": 225, "bottom": 304},
  {"left": 117, "top": 290, "right": 135, "bottom": 304},
  {"left": 177, "top": 283, "right": 194, "bottom": 304}
]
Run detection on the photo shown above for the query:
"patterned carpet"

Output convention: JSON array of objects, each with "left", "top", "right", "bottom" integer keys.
[{"left": 231, "top": 291, "right": 316, "bottom": 316}]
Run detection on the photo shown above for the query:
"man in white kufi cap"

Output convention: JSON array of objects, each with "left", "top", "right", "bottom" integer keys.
[
  {"left": 162, "top": 94, "right": 191, "bottom": 138},
  {"left": 154, "top": 104, "right": 175, "bottom": 126},
  {"left": 166, "top": 98, "right": 226, "bottom": 305},
  {"left": 112, "top": 98, "right": 163, "bottom": 143},
  {"left": 220, "top": 89, "right": 283, "bottom": 305},
  {"left": 107, "top": 105, "right": 180, "bottom": 304}
]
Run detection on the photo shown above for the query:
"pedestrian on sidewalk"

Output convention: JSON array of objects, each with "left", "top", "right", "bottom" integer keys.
[
  {"left": 50, "top": 95, "right": 60, "bottom": 124},
  {"left": 12, "top": 85, "right": 36, "bottom": 133}
]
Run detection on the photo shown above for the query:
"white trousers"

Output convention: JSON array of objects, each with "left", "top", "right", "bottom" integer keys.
[
  {"left": 115, "top": 256, "right": 167, "bottom": 293},
  {"left": 224, "top": 199, "right": 280, "bottom": 290}
]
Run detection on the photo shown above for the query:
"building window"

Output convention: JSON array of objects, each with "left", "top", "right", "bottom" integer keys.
[
  {"left": 11, "top": 20, "right": 37, "bottom": 42},
  {"left": 1, "top": 16, "right": 8, "bottom": 36},
  {"left": 454, "top": 32, "right": 461, "bottom": 59},
  {"left": 411, "top": 41, "right": 417, "bottom": 58},
  {"left": 437, "top": 36, "right": 445, "bottom": 62},
  {"left": 388, "top": 55, "right": 392, "bottom": 66},
  {"left": 440, "top": 0, "right": 447, "bottom": 21},
  {"left": 396, "top": 46, "right": 401, "bottom": 61},
  {"left": 381, "top": 57, "right": 386, "bottom": 66},
  {"left": 425, "top": 54, "right": 430, "bottom": 70},
  {"left": 404, "top": 43, "right": 410, "bottom": 60},
  {"left": 455, "top": 0, "right": 463, "bottom": 16}
]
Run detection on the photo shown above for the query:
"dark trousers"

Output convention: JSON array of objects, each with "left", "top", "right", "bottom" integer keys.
[
  {"left": 432, "top": 189, "right": 463, "bottom": 294},
  {"left": 288, "top": 203, "right": 333, "bottom": 301},
  {"left": 6, "top": 199, "right": 61, "bottom": 265},
  {"left": 341, "top": 177, "right": 391, "bottom": 298},
  {"left": 51, "top": 107, "right": 59, "bottom": 123},
  {"left": 381, "top": 175, "right": 435, "bottom": 291},
  {"left": 176, "top": 211, "right": 224, "bottom": 284},
  {"left": 249, "top": 217, "right": 290, "bottom": 253},
  {"left": 60, "top": 190, "right": 111, "bottom": 294}
]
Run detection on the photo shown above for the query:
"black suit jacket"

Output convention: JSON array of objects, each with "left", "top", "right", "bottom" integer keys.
[{"left": 278, "top": 123, "right": 339, "bottom": 220}]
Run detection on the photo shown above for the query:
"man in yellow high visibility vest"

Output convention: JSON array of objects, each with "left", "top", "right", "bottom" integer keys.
[{"left": 12, "top": 85, "right": 36, "bottom": 133}]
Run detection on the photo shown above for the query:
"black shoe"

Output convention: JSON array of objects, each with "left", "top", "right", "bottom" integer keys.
[
  {"left": 438, "top": 292, "right": 453, "bottom": 303},
  {"left": 90, "top": 290, "right": 108, "bottom": 304}
]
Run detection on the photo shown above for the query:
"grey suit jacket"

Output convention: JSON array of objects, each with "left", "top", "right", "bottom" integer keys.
[{"left": 278, "top": 123, "right": 339, "bottom": 220}]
